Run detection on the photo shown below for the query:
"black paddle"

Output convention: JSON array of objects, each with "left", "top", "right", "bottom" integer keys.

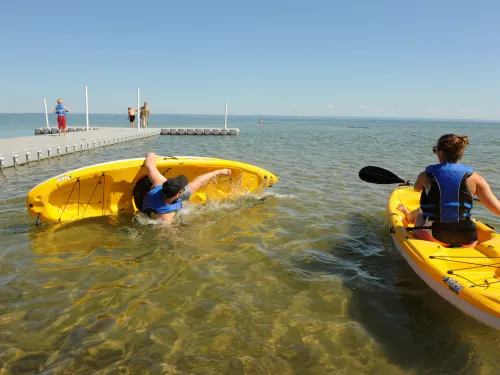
[{"left": 358, "top": 166, "right": 410, "bottom": 186}]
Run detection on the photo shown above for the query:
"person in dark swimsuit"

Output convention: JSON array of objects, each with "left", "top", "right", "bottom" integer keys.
[{"left": 128, "top": 107, "right": 136, "bottom": 128}]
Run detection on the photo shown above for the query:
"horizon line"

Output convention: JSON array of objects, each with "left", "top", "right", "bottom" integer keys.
[{"left": 0, "top": 113, "right": 499, "bottom": 122}]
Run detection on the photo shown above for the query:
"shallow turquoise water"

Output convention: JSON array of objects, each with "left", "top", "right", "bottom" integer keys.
[{"left": 0, "top": 115, "right": 499, "bottom": 374}]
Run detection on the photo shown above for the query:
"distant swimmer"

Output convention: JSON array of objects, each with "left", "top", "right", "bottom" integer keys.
[
  {"left": 53, "top": 98, "right": 70, "bottom": 136},
  {"left": 259, "top": 119, "right": 263, "bottom": 124},
  {"left": 128, "top": 107, "right": 136, "bottom": 128}
]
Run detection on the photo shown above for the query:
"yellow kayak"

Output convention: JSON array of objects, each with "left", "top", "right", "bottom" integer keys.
[
  {"left": 387, "top": 186, "right": 500, "bottom": 329},
  {"left": 27, "top": 156, "right": 278, "bottom": 223}
]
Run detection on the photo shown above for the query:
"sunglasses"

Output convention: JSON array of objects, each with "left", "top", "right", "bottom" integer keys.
[{"left": 432, "top": 146, "right": 438, "bottom": 154}]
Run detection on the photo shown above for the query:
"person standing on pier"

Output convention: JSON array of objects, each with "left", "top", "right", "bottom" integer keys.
[
  {"left": 53, "top": 98, "right": 70, "bottom": 136},
  {"left": 128, "top": 107, "right": 136, "bottom": 127},
  {"left": 140, "top": 102, "right": 150, "bottom": 128}
]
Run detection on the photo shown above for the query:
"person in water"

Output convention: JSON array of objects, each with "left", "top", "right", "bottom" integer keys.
[
  {"left": 128, "top": 107, "right": 136, "bottom": 127},
  {"left": 53, "top": 98, "right": 70, "bottom": 136},
  {"left": 398, "top": 134, "right": 500, "bottom": 247},
  {"left": 141, "top": 152, "right": 231, "bottom": 224}
]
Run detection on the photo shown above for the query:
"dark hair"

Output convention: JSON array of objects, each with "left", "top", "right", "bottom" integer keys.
[
  {"left": 436, "top": 134, "right": 469, "bottom": 162},
  {"left": 128, "top": 107, "right": 131, "bottom": 109}
]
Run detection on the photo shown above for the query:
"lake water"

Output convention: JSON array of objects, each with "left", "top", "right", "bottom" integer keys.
[{"left": 0, "top": 114, "right": 499, "bottom": 374}]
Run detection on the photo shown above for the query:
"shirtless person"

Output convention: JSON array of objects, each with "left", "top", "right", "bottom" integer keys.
[
  {"left": 141, "top": 152, "right": 231, "bottom": 224},
  {"left": 128, "top": 107, "right": 136, "bottom": 127}
]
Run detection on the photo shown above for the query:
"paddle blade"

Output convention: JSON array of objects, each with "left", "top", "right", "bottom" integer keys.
[{"left": 359, "top": 166, "right": 407, "bottom": 184}]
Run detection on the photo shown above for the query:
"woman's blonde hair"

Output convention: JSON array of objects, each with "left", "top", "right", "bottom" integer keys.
[{"left": 436, "top": 134, "right": 469, "bottom": 162}]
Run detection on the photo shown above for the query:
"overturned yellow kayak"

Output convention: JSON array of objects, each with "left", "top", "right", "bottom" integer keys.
[
  {"left": 27, "top": 156, "right": 278, "bottom": 223},
  {"left": 387, "top": 186, "right": 500, "bottom": 330}
]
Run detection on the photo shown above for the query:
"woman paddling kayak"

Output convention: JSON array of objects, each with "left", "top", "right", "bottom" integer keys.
[{"left": 398, "top": 134, "right": 500, "bottom": 247}]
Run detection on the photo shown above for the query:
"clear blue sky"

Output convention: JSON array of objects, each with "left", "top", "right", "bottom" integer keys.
[{"left": 1, "top": 0, "right": 499, "bottom": 119}]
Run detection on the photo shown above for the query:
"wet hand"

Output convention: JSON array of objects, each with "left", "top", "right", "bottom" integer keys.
[{"left": 218, "top": 169, "right": 231, "bottom": 176}]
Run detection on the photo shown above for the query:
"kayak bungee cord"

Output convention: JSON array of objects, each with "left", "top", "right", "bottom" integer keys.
[
  {"left": 429, "top": 255, "right": 500, "bottom": 289},
  {"left": 58, "top": 178, "right": 80, "bottom": 222},
  {"left": 81, "top": 173, "right": 105, "bottom": 218}
]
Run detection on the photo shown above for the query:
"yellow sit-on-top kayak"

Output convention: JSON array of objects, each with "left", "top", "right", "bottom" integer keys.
[
  {"left": 27, "top": 156, "right": 278, "bottom": 223},
  {"left": 387, "top": 186, "right": 500, "bottom": 330}
]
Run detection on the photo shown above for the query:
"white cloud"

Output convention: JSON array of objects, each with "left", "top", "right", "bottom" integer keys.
[
  {"left": 459, "top": 108, "right": 476, "bottom": 113},
  {"left": 359, "top": 105, "right": 379, "bottom": 110},
  {"left": 291, "top": 104, "right": 300, "bottom": 108},
  {"left": 327, "top": 104, "right": 334, "bottom": 109},
  {"left": 83, "top": 49, "right": 92, "bottom": 54}
]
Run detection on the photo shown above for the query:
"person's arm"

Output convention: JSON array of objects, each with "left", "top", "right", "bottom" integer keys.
[
  {"left": 144, "top": 152, "right": 167, "bottom": 187},
  {"left": 472, "top": 173, "right": 500, "bottom": 215},
  {"left": 413, "top": 171, "right": 427, "bottom": 192},
  {"left": 53, "top": 107, "right": 57, "bottom": 113},
  {"left": 65, "top": 107, "right": 70, "bottom": 113},
  {"left": 188, "top": 169, "right": 231, "bottom": 194}
]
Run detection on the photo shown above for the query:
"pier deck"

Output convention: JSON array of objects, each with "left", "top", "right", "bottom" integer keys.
[
  {"left": 1, "top": 127, "right": 240, "bottom": 169},
  {"left": 0, "top": 128, "right": 161, "bottom": 169}
]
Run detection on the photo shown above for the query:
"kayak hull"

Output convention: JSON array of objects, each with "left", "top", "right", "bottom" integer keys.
[{"left": 387, "top": 187, "right": 500, "bottom": 330}]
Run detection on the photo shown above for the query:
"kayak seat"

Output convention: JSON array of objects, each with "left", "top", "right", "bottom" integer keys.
[
  {"left": 133, "top": 176, "right": 152, "bottom": 213},
  {"left": 431, "top": 221, "right": 478, "bottom": 247}
]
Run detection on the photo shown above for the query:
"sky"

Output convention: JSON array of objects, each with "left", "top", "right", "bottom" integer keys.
[{"left": 1, "top": 0, "right": 499, "bottom": 119}]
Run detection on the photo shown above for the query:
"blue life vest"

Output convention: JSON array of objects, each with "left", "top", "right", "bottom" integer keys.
[
  {"left": 142, "top": 185, "right": 182, "bottom": 214},
  {"left": 420, "top": 163, "right": 474, "bottom": 223},
  {"left": 55, "top": 104, "right": 66, "bottom": 116}
]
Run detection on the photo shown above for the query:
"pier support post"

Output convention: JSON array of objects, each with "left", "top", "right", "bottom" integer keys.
[
  {"left": 137, "top": 88, "right": 141, "bottom": 132},
  {"left": 224, "top": 102, "right": 228, "bottom": 129},
  {"left": 85, "top": 86, "right": 89, "bottom": 131},
  {"left": 44, "top": 99, "right": 50, "bottom": 129}
]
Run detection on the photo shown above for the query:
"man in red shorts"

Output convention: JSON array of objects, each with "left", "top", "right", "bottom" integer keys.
[{"left": 53, "top": 98, "right": 70, "bottom": 136}]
